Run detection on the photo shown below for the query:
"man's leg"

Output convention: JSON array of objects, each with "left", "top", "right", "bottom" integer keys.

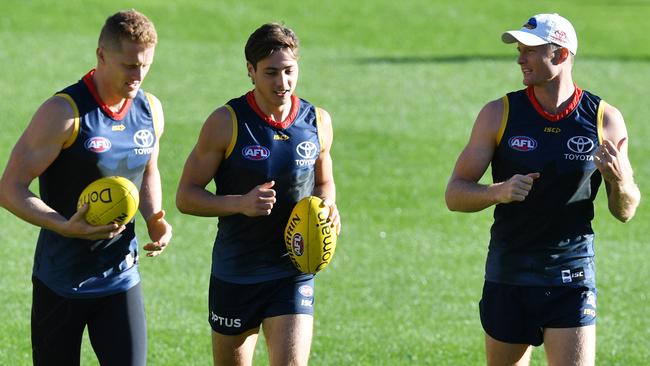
[
  {"left": 263, "top": 314, "right": 313, "bottom": 366},
  {"left": 543, "top": 325, "right": 595, "bottom": 366},
  {"left": 212, "top": 328, "right": 260, "bottom": 366},
  {"left": 485, "top": 333, "right": 533, "bottom": 366},
  {"left": 87, "top": 283, "right": 147, "bottom": 366},
  {"left": 31, "top": 277, "right": 86, "bottom": 366}
]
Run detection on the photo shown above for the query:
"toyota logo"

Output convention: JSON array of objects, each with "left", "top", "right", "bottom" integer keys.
[
  {"left": 296, "top": 141, "right": 318, "bottom": 159},
  {"left": 133, "top": 129, "right": 155, "bottom": 148},
  {"left": 567, "top": 136, "right": 595, "bottom": 154}
]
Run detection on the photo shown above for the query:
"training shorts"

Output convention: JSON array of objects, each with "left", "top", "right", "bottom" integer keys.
[
  {"left": 208, "top": 274, "right": 315, "bottom": 335},
  {"left": 479, "top": 280, "right": 597, "bottom": 346}
]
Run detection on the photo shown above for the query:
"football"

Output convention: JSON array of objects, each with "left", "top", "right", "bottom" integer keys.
[
  {"left": 284, "top": 196, "right": 337, "bottom": 273},
  {"left": 77, "top": 176, "right": 140, "bottom": 226}
]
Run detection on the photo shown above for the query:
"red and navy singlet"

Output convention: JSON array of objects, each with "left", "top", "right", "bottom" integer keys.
[
  {"left": 211, "top": 92, "right": 323, "bottom": 284},
  {"left": 486, "top": 86, "right": 604, "bottom": 287},
  {"left": 34, "top": 69, "right": 160, "bottom": 298}
]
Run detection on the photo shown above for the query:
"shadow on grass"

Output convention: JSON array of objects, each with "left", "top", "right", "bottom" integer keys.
[{"left": 357, "top": 54, "right": 650, "bottom": 64}]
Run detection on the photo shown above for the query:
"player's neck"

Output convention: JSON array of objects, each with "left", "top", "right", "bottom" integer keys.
[
  {"left": 532, "top": 77, "right": 576, "bottom": 115},
  {"left": 252, "top": 90, "right": 292, "bottom": 121},
  {"left": 91, "top": 71, "right": 127, "bottom": 113}
]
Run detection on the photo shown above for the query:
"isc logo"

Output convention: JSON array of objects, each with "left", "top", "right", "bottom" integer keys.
[
  {"left": 544, "top": 127, "right": 561, "bottom": 133},
  {"left": 583, "top": 309, "right": 596, "bottom": 317},
  {"left": 242, "top": 145, "right": 270, "bottom": 161},
  {"left": 508, "top": 136, "right": 538, "bottom": 152}
]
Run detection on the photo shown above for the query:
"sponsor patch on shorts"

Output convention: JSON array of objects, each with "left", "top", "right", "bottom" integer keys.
[
  {"left": 561, "top": 267, "right": 585, "bottom": 283},
  {"left": 298, "top": 284, "right": 313, "bottom": 297}
]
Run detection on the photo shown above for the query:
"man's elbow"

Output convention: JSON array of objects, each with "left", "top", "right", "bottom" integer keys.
[
  {"left": 611, "top": 203, "right": 640, "bottom": 223},
  {"left": 614, "top": 212, "right": 634, "bottom": 223},
  {"left": 613, "top": 208, "right": 638, "bottom": 223},
  {"left": 445, "top": 187, "right": 462, "bottom": 212},
  {"left": 0, "top": 180, "right": 8, "bottom": 209},
  {"left": 175, "top": 191, "right": 190, "bottom": 214},
  {"left": 175, "top": 201, "right": 190, "bottom": 215}
]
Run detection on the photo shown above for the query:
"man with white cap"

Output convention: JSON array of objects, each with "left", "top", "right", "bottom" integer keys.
[{"left": 446, "top": 13, "right": 640, "bottom": 366}]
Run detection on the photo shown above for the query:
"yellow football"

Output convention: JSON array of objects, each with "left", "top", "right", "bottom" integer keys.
[
  {"left": 284, "top": 196, "right": 337, "bottom": 274},
  {"left": 77, "top": 176, "right": 139, "bottom": 226}
]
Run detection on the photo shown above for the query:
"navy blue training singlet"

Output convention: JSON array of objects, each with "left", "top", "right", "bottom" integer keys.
[
  {"left": 211, "top": 92, "right": 322, "bottom": 284},
  {"left": 33, "top": 69, "right": 160, "bottom": 297},
  {"left": 486, "top": 86, "right": 604, "bottom": 287}
]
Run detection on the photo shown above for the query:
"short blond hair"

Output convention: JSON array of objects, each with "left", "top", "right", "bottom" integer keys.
[{"left": 98, "top": 9, "right": 157, "bottom": 51}]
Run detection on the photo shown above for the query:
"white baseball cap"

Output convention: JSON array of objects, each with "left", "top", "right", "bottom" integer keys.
[{"left": 502, "top": 13, "right": 578, "bottom": 55}]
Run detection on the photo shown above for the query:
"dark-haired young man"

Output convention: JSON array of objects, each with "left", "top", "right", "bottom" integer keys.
[{"left": 176, "top": 23, "right": 340, "bottom": 366}]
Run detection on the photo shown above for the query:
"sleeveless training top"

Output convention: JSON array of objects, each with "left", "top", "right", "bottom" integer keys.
[
  {"left": 486, "top": 86, "right": 604, "bottom": 287},
  {"left": 212, "top": 92, "right": 322, "bottom": 284},
  {"left": 33, "top": 69, "right": 160, "bottom": 298}
]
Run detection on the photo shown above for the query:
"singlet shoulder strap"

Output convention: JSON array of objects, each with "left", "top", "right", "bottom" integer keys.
[
  {"left": 54, "top": 93, "right": 80, "bottom": 149},
  {"left": 496, "top": 95, "right": 509, "bottom": 146},
  {"left": 315, "top": 107, "right": 325, "bottom": 152},
  {"left": 145, "top": 92, "right": 163, "bottom": 139},
  {"left": 596, "top": 100, "right": 607, "bottom": 145},
  {"left": 224, "top": 104, "right": 238, "bottom": 159}
]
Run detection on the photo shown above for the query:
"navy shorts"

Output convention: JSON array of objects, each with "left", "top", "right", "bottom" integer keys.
[
  {"left": 479, "top": 281, "right": 597, "bottom": 346},
  {"left": 208, "top": 274, "right": 315, "bottom": 336}
]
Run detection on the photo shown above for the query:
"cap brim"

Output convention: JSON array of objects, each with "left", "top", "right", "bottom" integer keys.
[{"left": 501, "top": 30, "right": 549, "bottom": 46}]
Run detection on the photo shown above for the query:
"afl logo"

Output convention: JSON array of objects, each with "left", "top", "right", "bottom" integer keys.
[
  {"left": 296, "top": 141, "right": 318, "bottom": 159},
  {"left": 292, "top": 233, "right": 304, "bottom": 256},
  {"left": 298, "top": 284, "right": 313, "bottom": 297},
  {"left": 567, "top": 136, "right": 595, "bottom": 154},
  {"left": 84, "top": 137, "right": 112, "bottom": 153},
  {"left": 242, "top": 145, "right": 270, "bottom": 161},
  {"left": 133, "top": 129, "right": 155, "bottom": 147},
  {"left": 508, "top": 136, "right": 538, "bottom": 152}
]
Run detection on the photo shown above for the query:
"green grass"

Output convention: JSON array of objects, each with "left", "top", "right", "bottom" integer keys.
[{"left": 1, "top": 0, "right": 649, "bottom": 364}]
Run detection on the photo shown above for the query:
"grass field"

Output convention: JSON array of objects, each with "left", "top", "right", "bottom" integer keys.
[{"left": 1, "top": 0, "right": 649, "bottom": 364}]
